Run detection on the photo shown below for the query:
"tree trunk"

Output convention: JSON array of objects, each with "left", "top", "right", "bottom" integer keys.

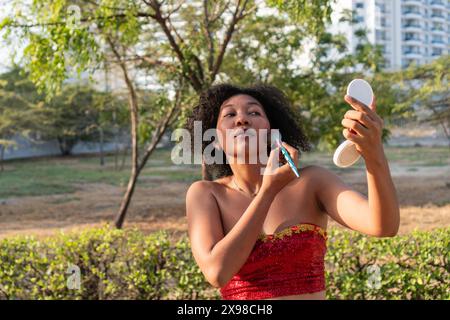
[
  {"left": 107, "top": 37, "right": 140, "bottom": 229},
  {"left": 114, "top": 116, "right": 119, "bottom": 171},
  {"left": 99, "top": 127, "right": 105, "bottom": 166},
  {"left": 57, "top": 137, "right": 77, "bottom": 156},
  {"left": 0, "top": 145, "right": 4, "bottom": 172},
  {"left": 115, "top": 98, "right": 179, "bottom": 228},
  {"left": 114, "top": 77, "right": 139, "bottom": 228},
  {"left": 115, "top": 168, "right": 139, "bottom": 229}
]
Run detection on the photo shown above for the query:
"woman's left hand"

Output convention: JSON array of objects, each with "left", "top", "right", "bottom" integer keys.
[{"left": 341, "top": 94, "right": 385, "bottom": 162}]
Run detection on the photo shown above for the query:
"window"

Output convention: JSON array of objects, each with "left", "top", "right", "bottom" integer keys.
[
  {"left": 376, "top": 3, "right": 386, "bottom": 13},
  {"left": 431, "top": 9, "right": 444, "bottom": 18},
  {"left": 356, "top": 2, "right": 364, "bottom": 9},
  {"left": 432, "top": 35, "right": 443, "bottom": 43},
  {"left": 432, "top": 48, "right": 443, "bottom": 56},
  {"left": 376, "top": 30, "right": 386, "bottom": 40},
  {"left": 404, "top": 32, "right": 420, "bottom": 41}
]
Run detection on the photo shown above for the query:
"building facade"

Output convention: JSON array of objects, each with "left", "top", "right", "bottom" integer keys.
[{"left": 332, "top": 0, "right": 449, "bottom": 70}]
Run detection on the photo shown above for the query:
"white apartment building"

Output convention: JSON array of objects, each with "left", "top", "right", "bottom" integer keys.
[{"left": 331, "top": 0, "right": 450, "bottom": 70}]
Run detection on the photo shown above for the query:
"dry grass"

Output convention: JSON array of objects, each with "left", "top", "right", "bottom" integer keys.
[{"left": 1, "top": 165, "right": 449, "bottom": 239}]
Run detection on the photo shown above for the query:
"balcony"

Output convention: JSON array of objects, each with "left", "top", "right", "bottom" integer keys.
[
  {"left": 430, "top": 1, "right": 446, "bottom": 9},
  {"left": 431, "top": 51, "right": 444, "bottom": 57},
  {"left": 431, "top": 41, "right": 446, "bottom": 47},
  {"left": 430, "top": 12, "right": 446, "bottom": 21},
  {"left": 431, "top": 28, "right": 446, "bottom": 35},
  {"left": 402, "top": 24, "right": 423, "bottom": 32},
  {"left": 402, "top": 0, "right": 423, "bottom": 6},
  {"left": 403, "top": 38, "right": 423, "bottom": 45},
  {"left": 402, "top": 10, "right": 423, "bottom": 19},
  {"left": 403, "top": 51, "right": 422, "bottom": 59}
]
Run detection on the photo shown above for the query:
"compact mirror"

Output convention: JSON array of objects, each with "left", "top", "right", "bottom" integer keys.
[{"left": 333, "top": 79, "right": 374, "bottom": 168}]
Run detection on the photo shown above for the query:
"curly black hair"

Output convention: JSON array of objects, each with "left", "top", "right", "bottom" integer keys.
[{"left": 185, "top": 83, "right": 312, "bottom": 181}]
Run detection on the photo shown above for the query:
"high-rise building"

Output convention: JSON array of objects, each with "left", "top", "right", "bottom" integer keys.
[{"left": 331, "top": 0, "right": 449, "bottom": 70}]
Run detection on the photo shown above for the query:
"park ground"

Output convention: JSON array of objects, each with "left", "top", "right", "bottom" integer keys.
[{"left": 0, "top": 146, "right": 449, "bottom": 239}]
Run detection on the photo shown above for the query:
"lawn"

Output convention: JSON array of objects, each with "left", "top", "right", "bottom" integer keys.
[{"left": 0, "top": 145, "right": 449, "bottom": 199}]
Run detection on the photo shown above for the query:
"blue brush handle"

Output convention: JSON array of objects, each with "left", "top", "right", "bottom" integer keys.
[{"left": 277, "top": 140, "right": 300, "bottom": 178}]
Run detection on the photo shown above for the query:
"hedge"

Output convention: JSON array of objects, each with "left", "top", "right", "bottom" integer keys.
[{"left": 0, "top": 226, "right": 448, "bottom": 300}]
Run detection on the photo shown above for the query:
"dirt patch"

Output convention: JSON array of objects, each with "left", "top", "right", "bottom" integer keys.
[{"left": 0, "top": 168, "right": 449, "bottom": 239}]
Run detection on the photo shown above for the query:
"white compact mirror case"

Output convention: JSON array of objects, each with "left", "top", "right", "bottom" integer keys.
[{"left": 333, "top": 79, "right": 374, "bottom": 168}]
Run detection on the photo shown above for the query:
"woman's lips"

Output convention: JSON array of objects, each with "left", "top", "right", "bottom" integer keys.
[{"left": 233, "top": 128, "right": 255, "bottom": 138}]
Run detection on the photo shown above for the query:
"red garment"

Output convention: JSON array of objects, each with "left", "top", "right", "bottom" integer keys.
[{"left": 220, "top": 223, "right": 327, "bottom": 300}]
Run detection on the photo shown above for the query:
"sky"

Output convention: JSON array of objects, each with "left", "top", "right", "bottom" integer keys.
[{"left": 0, "top": 0, "right": 24, "bottom": 72}]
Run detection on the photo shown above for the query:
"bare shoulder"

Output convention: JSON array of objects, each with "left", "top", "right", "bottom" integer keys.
[
  {"left": 297, "top": 164, "right": 340, "bottom": 201},
  {"left": 300, "top": 164, "right": 338, "bottom": 183},
  {"left": 185, "top": 180, "right": 222, "bottom": 221},
  {"left": 186, "top": 180, "right": 213, "bottom": 197},
  {"left": 186, "top": 179, "right": 227, "bottom": 200}
]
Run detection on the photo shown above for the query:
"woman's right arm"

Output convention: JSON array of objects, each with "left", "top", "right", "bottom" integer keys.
[
  {"left": 186, "top": 142, "right": 299, "bottom": 288},
  {"left": 186, "top": 181, "right": 278, "bottom": 288}
]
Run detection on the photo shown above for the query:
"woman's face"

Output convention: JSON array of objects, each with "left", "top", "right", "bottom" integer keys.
[{"left": 216, "top": 94, "right": 271, "bottom": 163}]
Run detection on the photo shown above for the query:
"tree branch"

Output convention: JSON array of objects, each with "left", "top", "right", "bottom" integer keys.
[
  {"left": 203, "top": 0, "right": 215, "bottom": 73},
  {"left": 211, "top": 0, "right": 251, "bottom": 82},
  {"left": 137, "top": 78, "right": 184, "bottom": 173},
  {"left": 6, "top": 13, "right": 156, "bottom": 28},
  {"left": 106, "top": 35, "right": 139, "bottom": 169},
  {"left": 145, "top": 0, "right": 203, "bottom": 91}
]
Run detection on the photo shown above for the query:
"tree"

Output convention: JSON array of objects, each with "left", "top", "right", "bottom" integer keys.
[
  {"left": 1, "top": 0, "right": 335, "bottom": 228},
  {"left": 216, "top": 7, "right": 412, "bottom": 150},
  {"left": 0, "top": 68, "right": 42, "bottom": 171},
  {"left": 36, "top": 84, "right": 122, "bottom": 156},
  {"left": 399, "top": 55, "right": 450, "bottom": 148}
]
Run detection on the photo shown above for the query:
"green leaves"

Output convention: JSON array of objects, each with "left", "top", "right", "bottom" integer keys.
[
  {"left": 326, "top": 228, "right": 450, "bottom": 300},
  {"left": 0, "top": 226, "right": 217, "bottom": 300},
  {"left": 0, "top": 226, "right": 448, "bottom": 300},
  {"left": 266, "top": 0, "right": 334, "bottom": 36}
]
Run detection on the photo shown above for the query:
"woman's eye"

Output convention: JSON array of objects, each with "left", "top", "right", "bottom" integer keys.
[
  {"left": 224, "top": 113, "right": 235, "bottom": 117},
  {"left": 250, "top": 111, "right": 260, "bottom": 116}
]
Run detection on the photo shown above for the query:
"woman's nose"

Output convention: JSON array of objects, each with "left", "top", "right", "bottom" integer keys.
[{"left": 235, "top": 113, "right": 250, "bottom": 126}]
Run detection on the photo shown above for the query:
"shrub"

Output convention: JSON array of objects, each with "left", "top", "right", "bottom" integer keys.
[
  {"left": 325, "top": 228, "right": 449, "bottom": 299},
  {"left": 0, "top": 225, "right": 448, "bottom": 300}
]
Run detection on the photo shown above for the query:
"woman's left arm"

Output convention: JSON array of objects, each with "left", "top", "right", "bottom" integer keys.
[{"left": 315, "top": 95, "right": 400, "bottom": 237}]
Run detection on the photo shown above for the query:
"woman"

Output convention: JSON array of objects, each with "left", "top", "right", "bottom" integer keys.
[{"left": 185, "top": 83, "right": 400, "bottom": 300}]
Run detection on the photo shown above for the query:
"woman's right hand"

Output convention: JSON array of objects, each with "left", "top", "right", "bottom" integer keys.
[{"left": 261, "top": 141, "right": 299, "bottom": 195}]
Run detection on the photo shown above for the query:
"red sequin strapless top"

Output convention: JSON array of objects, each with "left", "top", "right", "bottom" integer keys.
[{"left": 220, "top": 222, "right": 327, "bottom": 300}]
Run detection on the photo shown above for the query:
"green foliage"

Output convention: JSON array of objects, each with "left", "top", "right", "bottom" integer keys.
[
  {"left": 0, "top": 0, "right": 441, "bottom": 153},
  {"left": 397, "top": 55, "right": 450, "bottom": 140},
  {"left": 0, "top": 68, "right": 43, "bottom": 152},
  {"left": 37, "top": 84, "right": 126, "bottom": 155},
  {"left": 220, "top": 6, "right": 411, "bottom": 152},
  {"left": 326, "top": 228, "right": 449, "bottom": 299},
  {"left": 266, "top": 0, "right": 334, "bottom": 36},
  {"left": 0, "top": 67, "right": 127, "bottom": 157},
  {"left": 0, "top": 226, "right": 216, "bottom": 300},
  {"left": 0, "top": 226, "right": 448, "bottom": 300}
]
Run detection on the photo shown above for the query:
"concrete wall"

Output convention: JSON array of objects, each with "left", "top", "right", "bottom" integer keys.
[{"left": 2, "top": 133, "right": 172, "bottom": 161}]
